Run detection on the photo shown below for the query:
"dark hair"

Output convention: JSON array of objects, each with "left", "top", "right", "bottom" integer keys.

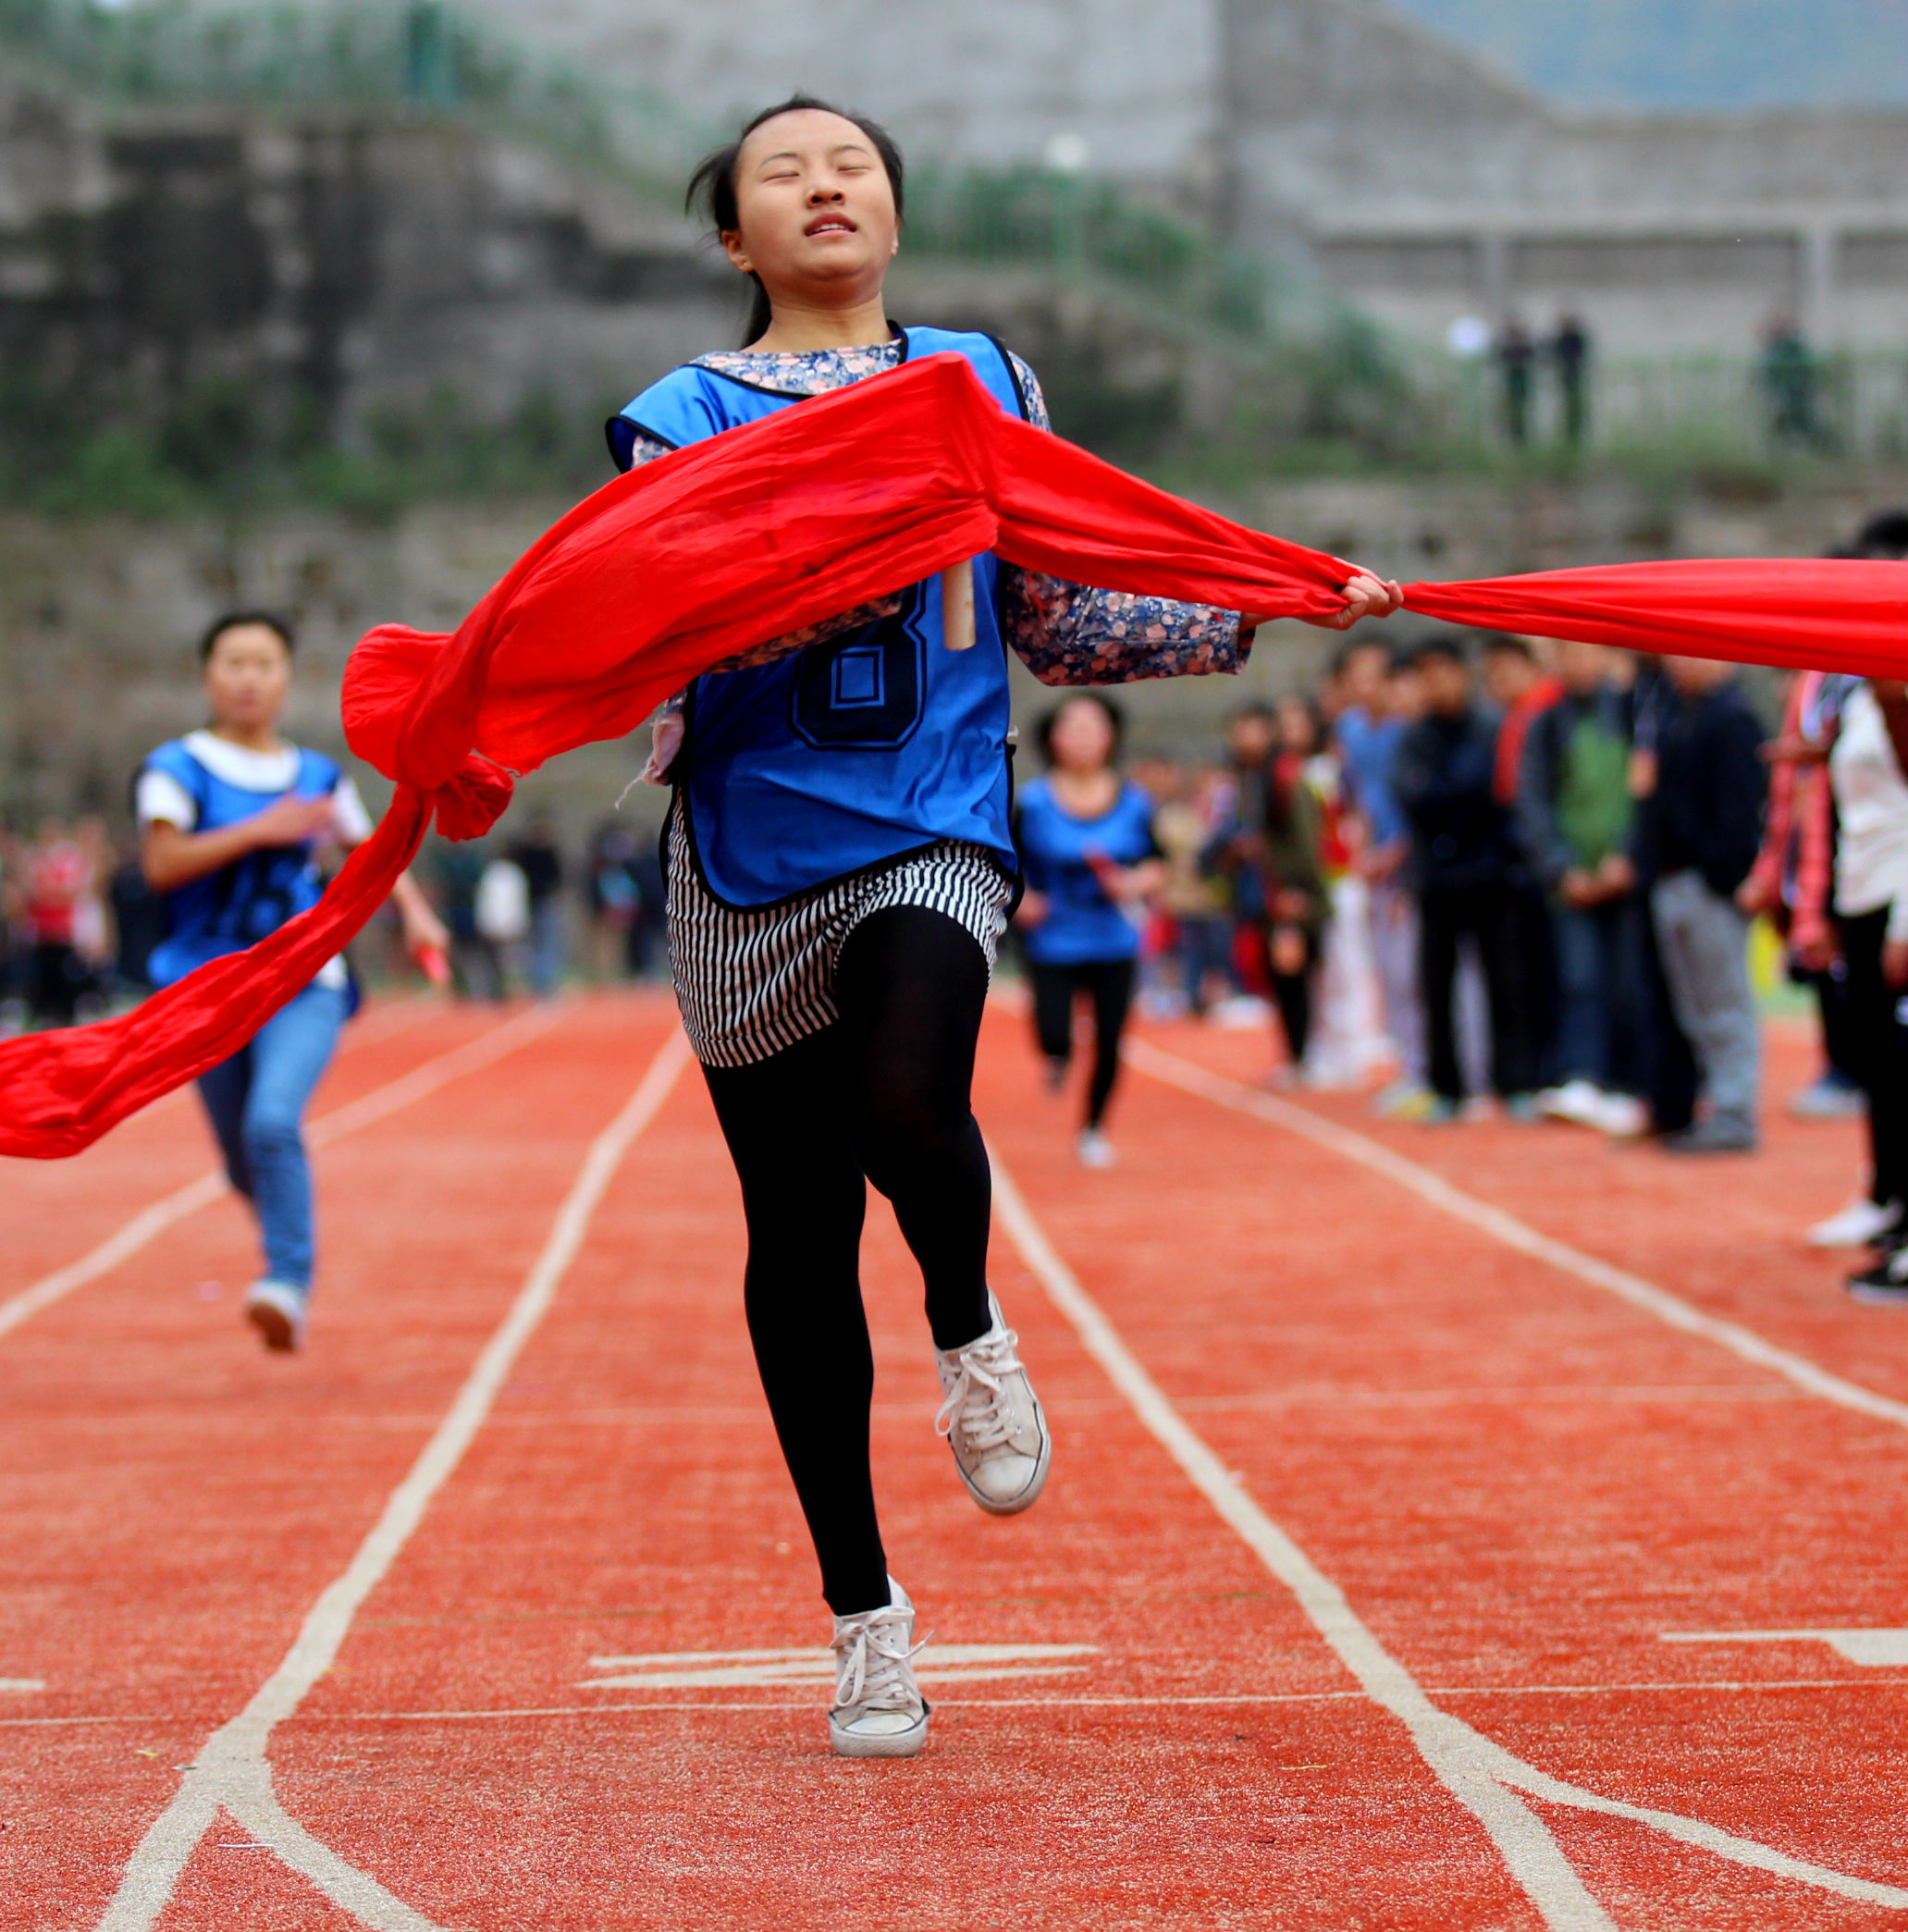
[
  {"left": 198, "top": 609, "right": 295, "bottom": 663},
  {"left": 687, "top": 93, "right": 906, "bottom": 349},
  {"left": 1277, "top": 690, "right": 1323, "bottom": 741},
  {"left": 1407, "top": 634, "right": 1467, "bottom": 670},
  {"left": 1332, "top": 630, "right": 1392, "bottom": 676},
  {"left": 1036, "top": 692, "right": 1126, "bottom": 766},
  {"left": 1478, "top": 632, "right": 1533, "bottom": 660},
  {"left": 1853, "top": 508, "right": 1908, "bottom": 560}
]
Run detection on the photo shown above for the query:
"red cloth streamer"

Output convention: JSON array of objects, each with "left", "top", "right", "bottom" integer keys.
[{"left": 3, "top": 352, "right": 1903, "bottom": 1157}]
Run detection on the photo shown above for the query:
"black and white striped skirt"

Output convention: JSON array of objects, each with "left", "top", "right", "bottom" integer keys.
[{"left": 665, "top": 803, "right": 1014, "bottom": 1068}]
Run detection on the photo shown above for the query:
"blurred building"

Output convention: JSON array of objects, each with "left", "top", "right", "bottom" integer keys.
[{"left": 465, "top": 0, "right": 1908, "bottom": 352}]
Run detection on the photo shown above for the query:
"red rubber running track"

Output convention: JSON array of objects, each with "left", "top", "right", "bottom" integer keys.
[{"left": 4, "top": 990, "right": 1905, "bottom": 1929}]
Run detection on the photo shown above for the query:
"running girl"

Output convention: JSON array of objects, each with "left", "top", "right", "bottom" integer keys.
[
  {"left": 609, "top": 95, "right": 1401, "bottom": 1758},
  {"left": 138, "top": 612, "right": 448, "bottom": 1353},
  {"left": 1015, "top": 695, "right": 1161, "bottom": 1167}
]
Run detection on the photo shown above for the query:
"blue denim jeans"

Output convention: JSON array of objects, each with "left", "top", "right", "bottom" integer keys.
[
  {"left": 527, "top": 896, "right": 566, "bottom": 1000},
  {"left": 1552, "top": 895, "right": 1645, "bottom": 1093},
  {"left": 196, "top": 981, "right": 349, "bottom": 1289}
]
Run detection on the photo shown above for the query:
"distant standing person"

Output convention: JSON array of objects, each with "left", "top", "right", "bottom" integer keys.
[
  {"left": 138, "top": 612, "right": 449, "bottom": 1350},
  {"left": 1151, "top": 769, "right": 1234, "bottom": 1016},
  {"left": 1637, "top": 657, "right": 1768, "bottom": 1152},
  {"left": 1336, "top": 639, "right": 1426, "bottom": 1110},
  {"left": 1520, "top": 639, "right": 1647, "bottom": 1135},
  {"left": 1015, "top": 695, "right": 1162, "bottom": 1168},
  {"left": 1761, "top": 314, "right": 1818, "bottom": 447},
  {"left": 22, "top": 821, "right": 92, "bottom": 1028},
  {"left": 1392, "top": 636, "right": 1542, "bottom": 1120},
  {"left": 1249, "top": 695, "right": 1332, "bottom": 1081},
  {"left": 1496, "top": 318, "right": 1536, "bottom": 446},
  {"left": 508, "top": 813, "right": 566, "bottom": 999},
  {"left": 1825, "top": 677, "right": 1908, "bottom": 1299},
  {"left": 1551, "top": 314, "right": 1591, "bottom": 446}
]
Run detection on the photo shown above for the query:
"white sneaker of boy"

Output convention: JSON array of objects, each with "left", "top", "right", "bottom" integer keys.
[{"left": 243, "top": 1279, "right": 307, "bottom": 1353}]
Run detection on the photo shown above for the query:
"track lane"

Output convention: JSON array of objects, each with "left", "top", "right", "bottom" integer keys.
[
  {"left": 251, "top": 1022, "right": 1549, "bottom": 1930},
  {"left": 1136, "top": 1015, "right": 1908, "bottom": 1411},
  {"left": 0, "top": 997, "right": 682, "bottom": 1932},
  {"left": 979, "top": 1006, "right": 1908, "bottom": 1926},
  {"left": 12, "top": 996, "right": 1908, "bottom": 1927},
  {"left": 0, "top": 996, "right": 505, "bottom": 1311}
]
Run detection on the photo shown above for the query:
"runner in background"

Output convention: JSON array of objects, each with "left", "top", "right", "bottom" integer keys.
[
  {"left": 1015, "top": 694, "right": 1162, "bottom": 1167},
  {"left": 608, "top": 95, "right": 1402, "bottom": 1759},
  {"left": 138, "top": 611, "right": 449, "bottom": 1353}
]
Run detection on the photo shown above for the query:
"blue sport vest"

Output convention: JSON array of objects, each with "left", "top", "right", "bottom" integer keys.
[
  {"left": 142, "top": 739, "right": 344, "bottom": 989},
  {"left": 610, "top": 327, "right": 1027, "bottom": 907},
  {"left": 1014, "top": 776, "right": 1157, "bottom": 966}
]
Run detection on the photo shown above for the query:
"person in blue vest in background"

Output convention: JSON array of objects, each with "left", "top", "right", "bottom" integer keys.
[
  {"left": 609, "top": 94, "right": 1402, "bottom": 1760},
  {"left": 138, "top": 612, "right": 448, "bottom": 1355},
  {"left": 1015, "top": 694, "right": 1162, "bottom": 1170}
]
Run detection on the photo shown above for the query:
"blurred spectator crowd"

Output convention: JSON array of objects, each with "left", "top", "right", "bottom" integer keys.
[
  {"left": 8, "top": 507, "right": 1908, "bottom": 1294},
  {"left": 0, "top": 806, "right": 671, "bottom": 1034},
  {"left": 1060, "top": 509, "right": 1908, "bottom": 1221}
]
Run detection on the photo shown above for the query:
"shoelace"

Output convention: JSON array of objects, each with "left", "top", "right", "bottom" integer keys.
[
  {"left": 934, "top": 1328, "right": 1022, "bottom": 1454},
  {"left": 831, "top": 1606, "right": 927, "bottom": 1713}
]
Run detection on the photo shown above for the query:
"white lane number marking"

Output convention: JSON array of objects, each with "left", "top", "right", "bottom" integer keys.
[{"left": 1663, "top": 1630, "right": 1908, "bottom": 1667}]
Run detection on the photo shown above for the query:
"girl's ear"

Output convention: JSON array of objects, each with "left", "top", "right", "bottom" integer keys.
[{"left": 720, "top": 228, "right": 751, "bottom": 274}]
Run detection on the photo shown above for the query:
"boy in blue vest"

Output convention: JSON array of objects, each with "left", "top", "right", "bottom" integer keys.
[{"left": 138, "top": 612, "right": 447, "bottom": 1351}]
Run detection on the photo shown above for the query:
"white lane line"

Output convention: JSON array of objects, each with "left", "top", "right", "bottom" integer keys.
[
  {"left": 20, "top": 1673, "right": 1908, "bottom": 1731},
  {"left": 95, "top": 1027, "right": 692, "bottom": 1932},
  {"left": 988, "top": 1145, "right": 1908, "bottom": 1921},
  {"left": 0, "top": 1006, "right": 560, "bottom": 1345},
  {"left": 987, "top": 1145, "right": 1615, "bottom": 1932},
  {"left": 1126, "top": 1038, "right": 1908, "bottom": 1435},
  {"left": 1664, "top": 1630, "right": 1908, "bottom": 1667}
]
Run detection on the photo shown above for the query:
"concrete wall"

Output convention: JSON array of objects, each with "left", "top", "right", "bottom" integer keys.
[
  {"left": 8, "top": 461, "right": 1900, "bottom": 840},
  {"left": 461, "top": 0, "right": 1908, "bottom": 351},
  {"left": 0, "top": 78, "right": 734, "bottom": 448}
]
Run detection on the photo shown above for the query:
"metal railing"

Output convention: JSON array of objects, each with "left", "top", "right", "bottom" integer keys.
[{"left": 1401, "top": 345, "right": 1908, "bottom": 461}]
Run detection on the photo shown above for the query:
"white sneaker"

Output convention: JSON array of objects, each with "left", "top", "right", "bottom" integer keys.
[
  {"left": 1538, "top": 1079, "right": 1605, "bottom": 1128},
  {"left": 1075, "top": 1127, "right": 1117, "bottom": 1168},
  {"left": 934, "top": 1292, "right": 1052, "bottom": 1515},
  {"left": 829, "top": 1580, "right": 929, "bottom": 1759},
  {"left": 243, "top": 1279, "right": 307, "bottom": 1353},
  {"left": 1594, "top": 1093, "right": 1650, "bottom": 1138},
  {"left": 1808, "top": 1198, "right": 1901, "bottom": 1249}
]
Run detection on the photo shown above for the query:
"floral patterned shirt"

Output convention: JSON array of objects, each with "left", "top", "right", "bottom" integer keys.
[{"left": 620, "top": 338, "right": 1249, "bottom": 688}]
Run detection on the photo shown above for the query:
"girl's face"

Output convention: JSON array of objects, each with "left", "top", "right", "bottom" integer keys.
[
  {"left": 203, "top": 624, "right": 292, "bottom": 734},
  {"left": 1050, "top": 700, "right": 1115, "bottom": 774},
  {"left": 1277, "top": 698, "right": 1316, "bottom": 757},
  {"left": 723, "top": 109, "right": 899, "bottom": 309}
]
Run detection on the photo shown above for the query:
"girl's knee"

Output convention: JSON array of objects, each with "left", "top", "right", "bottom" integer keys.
[{"left": 241, "top": 1114, "right": 305, "bottom": 1164}]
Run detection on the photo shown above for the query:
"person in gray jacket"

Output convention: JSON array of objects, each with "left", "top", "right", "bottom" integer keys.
[{"left": 1633, "top": 658, "right": 1768, "bottom": 1152}]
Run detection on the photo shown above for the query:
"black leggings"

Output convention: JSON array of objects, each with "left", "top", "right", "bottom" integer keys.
[
  {"left": 701, "top": 905, "right": 994, "bottom": 1617},
  {"left": 1029, "top": 956, "right": 1136, "bottom": 1130},
  {"left": 1840, "top": 908, "right": 1908, "bottom": 1209}
]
